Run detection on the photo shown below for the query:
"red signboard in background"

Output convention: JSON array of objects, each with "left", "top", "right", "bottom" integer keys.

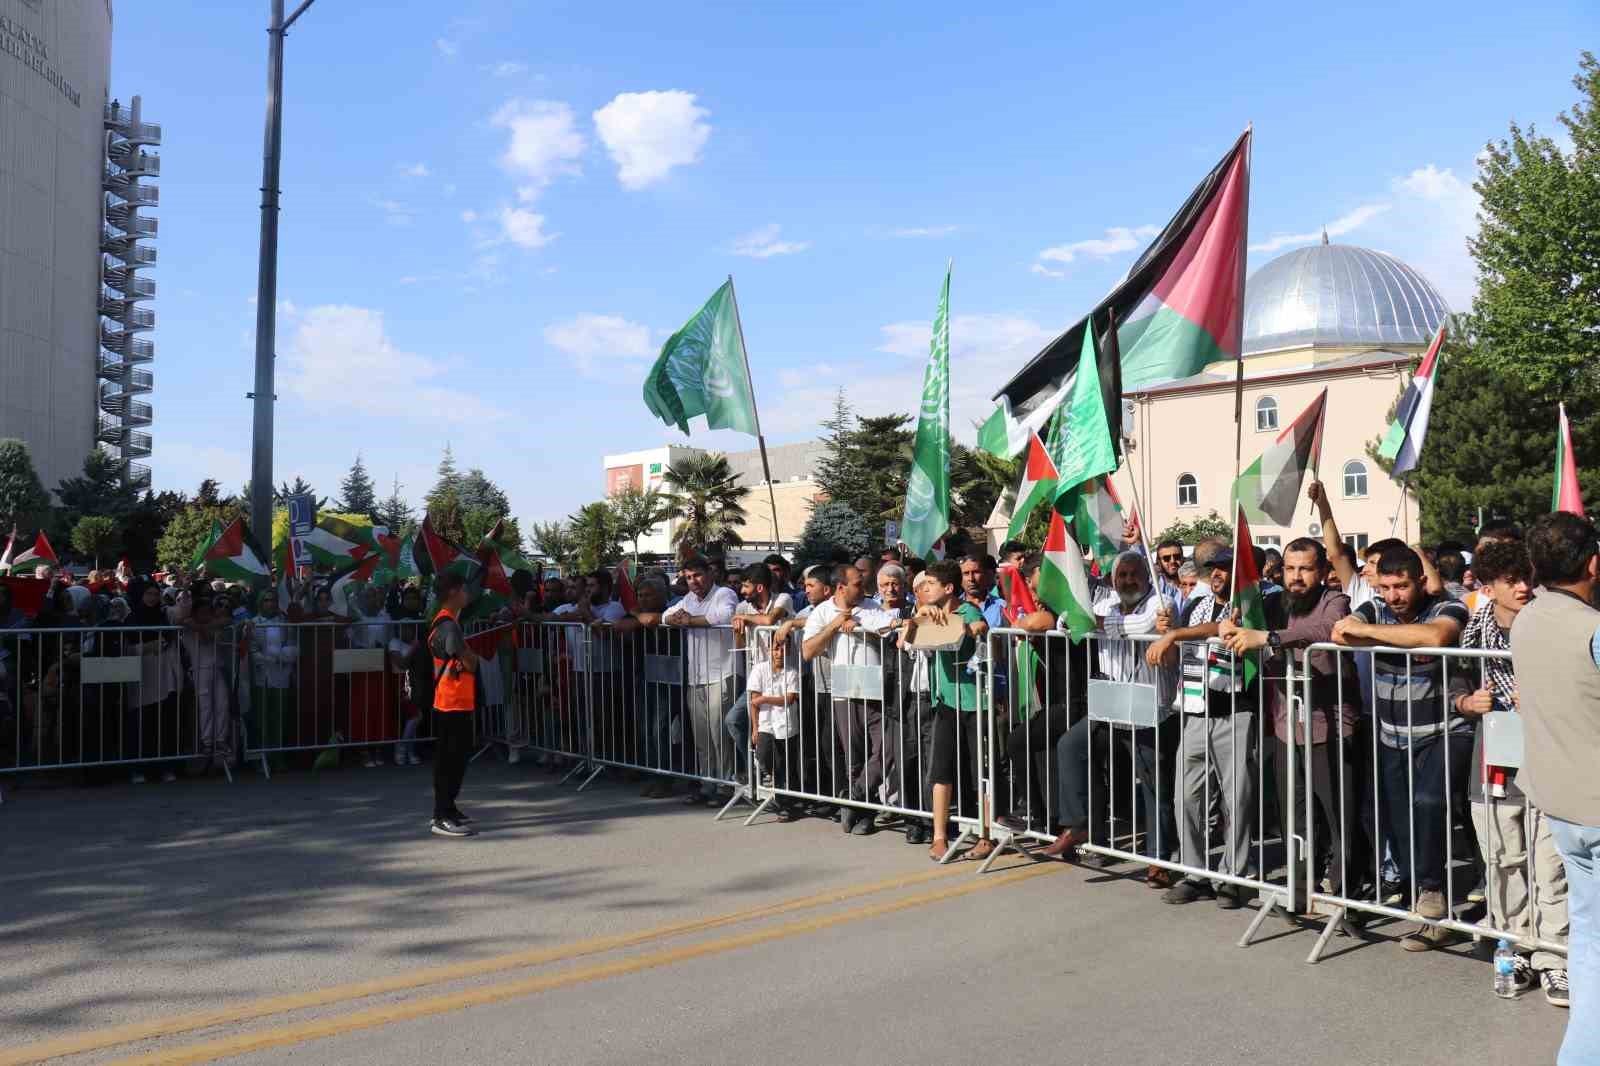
[{"left": 606, "top": 464, "right": 643, "bottom": 495}]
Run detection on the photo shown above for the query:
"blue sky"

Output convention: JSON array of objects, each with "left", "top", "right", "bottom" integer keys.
[{"left": 112, "top": 0, "right": 1594, "bottom": 528}]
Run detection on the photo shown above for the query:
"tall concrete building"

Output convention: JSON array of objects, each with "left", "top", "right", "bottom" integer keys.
[{"left": 0, "top": 0, "right": 155, "bottom": 496}]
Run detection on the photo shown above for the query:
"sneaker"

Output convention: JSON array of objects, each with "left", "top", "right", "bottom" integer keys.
[
  {"left": 1163, "top": 879, "right": 1216, "bottom": 905},
  {"left": 1542, "top": 968, "right": 1570, "bottom": 1007},
  {"left": 1381, "top": 879, "right": 1405, "bottom": 906},
  {"left": 1216, "top": 884, "right": 1251, "bottom": 910},
  {"left": 160, "top": 771, "right": 177, "bottom": 783},
  {"left": 363, "top": 755, "right": 376, "bottom": 768},
  {"left": 1467, "top": 879, "right": 1486, "bottom": 904},
  {"left": 905, "top": 823, "right": 930, "bottom": 845},
  {"left": 431, "top": 818, "right": 476, "bottom": 838},
  {"left": 1416, "top": 889, "right": 1448, "bottom": 920},
  {"left": 507, "top": 748, "right": 522, "bottom": 765},
  {"left": 130, "top": 771, "right": 146, "bottom": 784},
  {"left": 407, "top": 754, "right": 422, "bottom": 766},
  {"left": 840, "top": 807, "right": 858, "bottom": 834},
  {"left": 448, "top": 807, "right": 471, "bottom": 824},
  {"left": 850, "top": 816, "right": 875, "bottom": 836},
  {"left": 996, "top": 811, "right": 1033, "bottom": 833}
]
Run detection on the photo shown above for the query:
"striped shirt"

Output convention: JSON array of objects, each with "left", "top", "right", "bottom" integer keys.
[{"left": 1352, "top": 595, "right": 1472, "bottom": 747}]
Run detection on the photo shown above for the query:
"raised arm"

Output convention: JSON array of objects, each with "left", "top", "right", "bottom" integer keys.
[{"left": 1308, "top": 481, "right": 1357, "bottom": 591}]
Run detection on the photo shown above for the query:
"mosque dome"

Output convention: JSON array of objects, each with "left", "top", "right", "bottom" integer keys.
[{"left": 1242, "top": 239, "right": 1450, "bottom": 356}]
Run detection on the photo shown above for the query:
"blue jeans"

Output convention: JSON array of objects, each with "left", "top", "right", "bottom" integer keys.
[
  {"left": 724, "top": 693, "right": 750, "bottom": 779},
  {"left": 1552, "top": 817, "right": 1600, "bottom": 1066}
]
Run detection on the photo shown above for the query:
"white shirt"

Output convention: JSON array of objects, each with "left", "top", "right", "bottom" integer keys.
[
  {"left": 553, "top": 599, "right": 628, "bottom": 671},
  {"left": 734, "top": 592, "right": 795, "bottom": 665},
  {"left": 252, "top": 615, "right": 298, "bottom": 688},
  {"left": 747, "top": 660, "right": 801, "bottom": 739},
  {"left": 347, "top": 607, "right": 391, "bottom": 649},
  {"left": 1097, "top": 589, "right": 1178, "bottom": 711},
  {"left": 1344, "top": 573, "right": 1377, "bottom": 610},
  {"left": 803, "top": 598, "right": 901, "bottom": 695},
  {"left": 665, "top": 585, "right": 739, "bottom": 683}
]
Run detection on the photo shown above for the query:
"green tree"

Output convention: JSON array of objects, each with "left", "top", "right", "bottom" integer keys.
[
  {"left": 458, "top": 468, "right": 511, "bottom": 517},
  {"left": 336, "top": 453, "right": 379, "bottom": 521},
  {"left": 530, "top": 520, "right": 578, "bottom": 575},
  {"left": 663, "top": 452, "right": 749, "bottom": 551},
  {"left": 377, "top": 476, "right": 415, "bottom": 537},
  {"left": 1470, "top": 52, "right": 1600, "bottom": 399},
  {"left": 1155, "top": 510, "right": 1233, "bottom": 547},
  {"left": 54, "top": 448, "right": 139, "bottom": 541},
  {"left": 0, "top": 438, "right": 52, "bottom": 537},
  {"left": 463, "top": 508, "right": 521, "bottom": 550},
  {"left": 568, "top": 502, "right": 622, "bottom": 572},
  {"left": 427, "top": 484, "right": 467, "bottom": 545},
  {"left": 795, "top": 500, "right": 873, "bottom": 565},
  {"left": 609, "top": 485, "right": 673, "bottom": 563},
  {"left": 814, "top": 390, "right": 862, "bottom": 510},
  {"left": 157, "top": 502, "right": 242, "bottom": 571},
  {"left": 123, "top": 490, "right": 187, "bottom": 571},
  {"left": 71, "top": 515, "right": 122, "bottom": 568},
  {"left": 424, "top": 444, "right": 461, "bottom": 515}
]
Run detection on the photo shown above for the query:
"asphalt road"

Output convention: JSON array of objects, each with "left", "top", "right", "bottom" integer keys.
[{"left": 0, "top": 759, "right": 1569, "bottom": 1065}]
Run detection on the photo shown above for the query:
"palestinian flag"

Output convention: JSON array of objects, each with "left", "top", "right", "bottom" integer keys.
[
  {"left": 1554, "top": 403, "right": 1584, "bottom": 516},
  {"left": 993, "top": 129, "right": 1251, "bottom": 439},
  {"left": 195, "top": 517, "right": 271, "bottom": 585},
  {"left": 1231, "top": 505, "right": 1268, "bottom": 688},
  {"left": 419, "top": 517, "right": 480, "bottom": 580},
  {"left": 998, "top": 564, "right": 1044, "bottom": 717},
  {"left": 1377, "top": 323, "right": 1444, "bottom": 477},
  {"left": 327, "top": 550, "right": 383, "bottom": 614},
  {"left": 304, "top": 514, "right": 379, "bottom": 566},
  {"left": 6, "top": 531, "right": 58, "bottom": 577},
  {"left": 615, "top": 563, "right": 639, "bottom": 613},
  {"left": 273, "top": 535, "right": 297, "bottom": 609},
  {"left": 976, "top": 378, "right": 1070, "bottom": 460},
  {"left": 478, "top": 519, "right": 537, "bottom": 601},
  {"left": 1037, "top": 510, "right": 1096, "bottom": 640},
  {"left": 1006, "top": 432, "right": 1059, "bottom": 540},
  {"left": 1234, "top": 388, "right": 1327, "bottom": 526},
  {"left": 1062, "top": 475, "right": 1124, "bottom": 576}
]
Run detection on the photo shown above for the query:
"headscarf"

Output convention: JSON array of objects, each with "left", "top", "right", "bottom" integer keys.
[{"left": 125, "top": 578, "right": 168, "bottom": 628}]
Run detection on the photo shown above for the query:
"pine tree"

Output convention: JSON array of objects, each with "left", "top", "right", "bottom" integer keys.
[
  {"left": 814, "top": 389, "right": 861, "bottom": 512},
  {"left": 377, "top": 476, "right": 415, "bottom": 536},
  {"left": 0, "top": 438, "right": 52, "bottom": 536},
  {"left": 54, "top": 448, "right": 139, "bottom": 542},
  {"left": 424, "top": 444, "right": 461, "bottom": 514},
  {"left": 337, "top": 453, "right": 379, "bottom": 521},
  {"left": 795, "top": 500, "right": 872, "bottom": 566},
  {"left": 458, "top": 468, "right": 510, "bottom": 517}
]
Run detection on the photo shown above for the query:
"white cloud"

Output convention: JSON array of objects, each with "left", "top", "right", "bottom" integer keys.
[
  {"left": 489, "top": 99, "right": 586, "bottom": 192},
  {"left": 398, "top": 162, "right": 430, "bottom": 178},
  {"left": 281, "top": 305, "right": 506, "bottom": 424},
  {"left": 490, "top": 61, "right": 527, "bottom": 78},
  {"left": 498, "top": 206, "right": 554, "bottom": 249},
  {"left": 731, "top": 223, "right": 810, "bottom": 258},
  {"left": 459, "top": 209, "right": 478, "bottom": 223},
  {"left": 398, "top": 276, "right": 419, "bottom": 285},
  {"left": 763, "top": 313, "right": 1056, "bottom": 438},
  {"left": 373, "top": 199, "right": 415, "bottom": 226},
  {"left": 1396, "top": 164, "right": 1468, "bottom": 202},
  {"left": 543, "top": 313, "right": 653, "bottom": 375},
  {"left": 1030, "top": 263, "right": 1066, "bottom": 280},
  {"left": 593, "top": 90, "right": 711, "bottom": 190},
  {"left": 1248, "top": 202, "right": 1391, "bottom": 253},
  {"left": 1382, "top": 164, "right": 1480, "bottom": 308},
  {"left": 435, "top": 38, "right": 459, "bottom": 58},
  {"left": 887, "top": 224, "right": 958, "bottom": 238},
  {"left": 1036, "top": 224, "right": 1160, "bottom": 266}
]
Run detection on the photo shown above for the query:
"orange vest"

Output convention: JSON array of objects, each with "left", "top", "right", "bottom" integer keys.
[{"left": 431, "top": 607, "right": 476, "bottom": 712}]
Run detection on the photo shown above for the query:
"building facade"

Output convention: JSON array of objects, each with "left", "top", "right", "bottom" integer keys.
[
  {"left": 601, "top": 440, "right": 826, "bottom": 557},
  {"left": 1111, "top": 241, "right": 1446, "bottom": 554},
  {"left": 0, "top": 0, "right": 154, "bottom": 496}
]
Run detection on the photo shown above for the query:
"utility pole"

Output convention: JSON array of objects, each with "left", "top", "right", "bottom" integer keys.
[{"left": 249, "top": 0, "right": 319, "bottom": 541}]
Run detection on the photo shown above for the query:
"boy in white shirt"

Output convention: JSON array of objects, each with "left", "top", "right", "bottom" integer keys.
[{"left": 748, "top": 637, "right": 802, "bottom": 820}]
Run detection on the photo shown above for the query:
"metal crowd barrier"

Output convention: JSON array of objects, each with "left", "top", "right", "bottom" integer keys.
[
  {"left": 983, "top": 626, "right": 1298, "bottom": 943},
  {"left": 0, "top": 623, "right": 244, "bottom": 800},
  {"left": 1298, "top": 642, "right": 1568, "bottom": 966}
]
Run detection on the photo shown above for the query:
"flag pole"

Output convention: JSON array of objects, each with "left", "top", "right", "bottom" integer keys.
[
  {"left": 1233, "top": 123, "right": 1254, "bottom": 486},
  {"left": 726, "top": 275, "right": 783, "bottom": 551}
]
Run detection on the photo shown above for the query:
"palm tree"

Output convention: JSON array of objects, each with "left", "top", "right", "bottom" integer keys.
[
  {"left": 662, "top": 453, "right": 749, "bottom": 551},
  {"left": 567, "top": 503, "right": 622, "bottom": 573}
]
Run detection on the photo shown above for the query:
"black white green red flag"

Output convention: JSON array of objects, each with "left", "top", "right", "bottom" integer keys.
[
  {"left": 1233, "top": 389, "right": 1327, "bottom": 526},
  {"left": 1037, "top": 510, "right": 1096, "bottom": 640},
  {"left": 1554, "top": 403, "right": 1584, "bottom": 516},
  {"left": 1005, "top": 431, "right": 1059, "bottom": 540},
  {"left": 1231, "top": 506, "right": 1267, "bottom": 688},
  {"left": 2, "top": 531, "right": 57, "bottom": 577},
  {"left": 194, "top": 517, "right": 271, "bottom": 585},
  {"left": 1377, "top": 324, "right": 1444, "bottom": 477}
]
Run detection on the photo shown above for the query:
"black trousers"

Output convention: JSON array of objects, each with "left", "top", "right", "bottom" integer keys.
[{"left": 433, "top": 710, "right": 474, "bottom": 820}]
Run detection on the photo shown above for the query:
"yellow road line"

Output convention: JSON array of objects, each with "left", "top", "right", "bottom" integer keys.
[
  {"left": 0, "top": 864, "right": 978, "bottom": 1066},
  {"left": 108, "top": 862, "right": 1058, "bottom": 1066}
]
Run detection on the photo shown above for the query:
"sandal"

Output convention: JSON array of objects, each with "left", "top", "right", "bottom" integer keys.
[
  {"left": 967, "top": 839, "right": 997, "bottom": 863},
  {"left": 929, "top": 838, "right": 950, "bottom": 862}
]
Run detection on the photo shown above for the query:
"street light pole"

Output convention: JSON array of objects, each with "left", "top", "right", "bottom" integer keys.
[{"left": 249, "top": 0, "right": 318, "bottom": 542}]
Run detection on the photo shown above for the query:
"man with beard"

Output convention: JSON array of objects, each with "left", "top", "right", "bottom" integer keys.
[{"left": 1221, "top": 538, "right": 1364, "bottom": 908}]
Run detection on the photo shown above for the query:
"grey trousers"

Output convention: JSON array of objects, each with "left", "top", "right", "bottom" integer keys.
[
  {"left": 1472, "top": 798, "right": 1569, "bottom": 971},
  {"left": 686, "top": 678, "right": 735, "bottom": 793},
  {"left": 1177, "top": 711, "right": 1256, "bottom": 880}
]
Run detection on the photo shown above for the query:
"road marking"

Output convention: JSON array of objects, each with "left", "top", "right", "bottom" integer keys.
[
  {"left": 106, "top": 862, "right": 1058, "bottom": 1065},
  {"left": 0, "top": 863, "right": 980, "bottom": 1066}
]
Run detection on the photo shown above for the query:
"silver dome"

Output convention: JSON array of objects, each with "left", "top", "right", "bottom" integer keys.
[{"left": 1242, "top": 242, "right": 1449, "bottom": 355}]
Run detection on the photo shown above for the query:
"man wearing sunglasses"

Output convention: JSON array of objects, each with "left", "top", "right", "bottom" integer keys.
[{"left": 1154, "top": 538, "right": 1191, "bottom": 616}]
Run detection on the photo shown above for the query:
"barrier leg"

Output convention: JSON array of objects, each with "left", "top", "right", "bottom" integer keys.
[
  {"left": 742, "top": 793, "right": 774, "bottom": 826},
  {"left": 938, "top": 828, "right": 974, "bottom": 864},
  {"left": 1306, "top": 904, "right": 1354, "bottom": 964},
  {"left": 576, "top": 763, "right": 604, "bottom": 790},
  {"left": 1237, "top": 890, "right": 1288, "bottom": 947},
  {"left": 714, "top": 782, "right": 754, "bottom": 821}
]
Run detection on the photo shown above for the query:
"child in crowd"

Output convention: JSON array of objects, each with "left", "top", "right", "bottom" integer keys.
[{"left": 747, "top": 635, "right": 801, "bottom": 821}]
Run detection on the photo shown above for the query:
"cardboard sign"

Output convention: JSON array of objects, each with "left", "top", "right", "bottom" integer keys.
[{"left": 907, "top": 615, "right": 964, "bottom": 651}]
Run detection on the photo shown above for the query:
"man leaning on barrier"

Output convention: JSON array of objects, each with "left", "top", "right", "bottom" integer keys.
[
  {"left": 1221, "top": 537, "right": 1365, "bottom": 910},
  {"left": 1512, "top": 512, "right": 1600, "bottom": 1061},
  {"left": 1149, "top": 547, "right": 1272, "bottom": 909},
  {"left": 1332, "top": 544, "right": 1470, "bottom": 933},
  {"left": 663, "top": 556, "right": 739, "bottom": 808}
]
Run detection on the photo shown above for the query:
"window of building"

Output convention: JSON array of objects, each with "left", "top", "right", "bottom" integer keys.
[
  {"left": 1343, "top": 460, "right": 1369, "bottom": 499},
  {"left": 1255, "top": 396, "right": 1279, "bottom": 432},
  {"left": 1255, "top": 535, "right": 1281, "bottom": 547},
  {"left": 1177, "top": 473, "right": 1198, "bottom": 508},
  {"left": 1343, "top": 532, "right": 1370, "bottom": 553}
]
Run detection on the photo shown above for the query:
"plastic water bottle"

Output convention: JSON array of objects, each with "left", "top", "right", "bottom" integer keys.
[{"left": 1493, "top": 939, "right": 1518, "bottom": 999}]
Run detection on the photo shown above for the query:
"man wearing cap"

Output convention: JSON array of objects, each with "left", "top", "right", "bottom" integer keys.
[{"left": 1147, "top": 546, "right": 1278, "bottom": 908}]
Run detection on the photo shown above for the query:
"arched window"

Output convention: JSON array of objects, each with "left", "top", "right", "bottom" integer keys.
[
  {"left": 1177, "top": 473, "right": 1199, "bottom": 508},
  {"left": 1255, "top": 396, "right": 1279, "bottom": 432},
  {"left": 1343, "top": 460, "right": 1369, "bottom": 499}
]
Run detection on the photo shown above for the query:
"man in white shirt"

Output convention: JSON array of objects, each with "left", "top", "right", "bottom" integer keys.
[
  {"left": 553, "top": 571, "right": 630, "bottom": 768},
  {"left": 775, "top": 565, "right": 836, "bottom": 814},
  {"left": 803, "top": 563, "right": 901, "bottom": 834},
  {"left": 663, "top": 556, "right": 739, "bottom": 804}
]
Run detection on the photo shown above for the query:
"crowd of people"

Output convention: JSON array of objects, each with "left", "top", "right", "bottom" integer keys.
[{"left": 3, "top": 482, "right": 1596, "bottom": 1055}]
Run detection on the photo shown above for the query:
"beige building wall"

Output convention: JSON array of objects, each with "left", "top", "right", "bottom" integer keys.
[
  {"left": 1114, "top": 359, "right": 1421, "bottom": 553},
  {"left": 733, "top": 479, "right": 824, "bottom": 548}
]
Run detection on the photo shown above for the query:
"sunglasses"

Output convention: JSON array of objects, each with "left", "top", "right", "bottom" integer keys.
[{"left": 1158, "top": 553, "right": 1183, "bottom": 563}]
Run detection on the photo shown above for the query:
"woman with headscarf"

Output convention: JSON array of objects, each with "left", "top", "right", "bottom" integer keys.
[{"left": 120, "top": 578, "right": 183, "bottom": 784}]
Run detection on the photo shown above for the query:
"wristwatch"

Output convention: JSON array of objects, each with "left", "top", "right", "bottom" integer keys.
[{"left": 1265, "top": 631, "right": 1282, "bottom": 651}]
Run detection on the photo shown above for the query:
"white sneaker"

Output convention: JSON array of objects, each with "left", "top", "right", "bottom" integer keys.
[
  {"left": 407, "top": 753, "right": 421, "bottom": 766},
  {"left": 130, "top": 771, "right": 146, "bottom": 784},
  {"left": 1543, "top": 968, "right": 1570, "bottom": 1007},
  {"left": 160, "top": 771, "right": 177, "bottom": 783},
  {"left": 363, "top": 755, "right": 377, "bottom": 768}
]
